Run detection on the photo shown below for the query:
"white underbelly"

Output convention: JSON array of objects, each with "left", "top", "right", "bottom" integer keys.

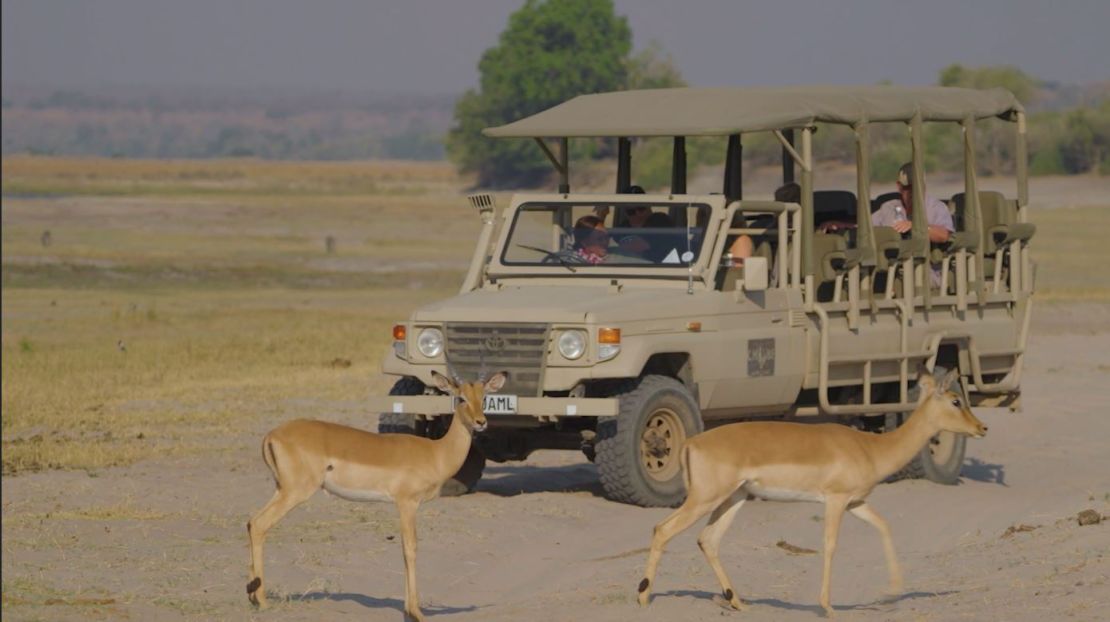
[
  {"left": 322, "top": 477, "right": 392, "bottom": 503},
  {"left": 743, "top": 483, "right": 824, "bottom": 503}
]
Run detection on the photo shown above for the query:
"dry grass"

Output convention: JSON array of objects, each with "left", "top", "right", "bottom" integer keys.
[
  {"left": 0, "top": 287, "right": 450, "bottom": 474},
  {"left": 1, "top": 156, "right": 1107, "bottom": 475},
  {"left": 2, "top": 157, "right": 471, "bottom": 474},
  {"left": 1028, "top": 205, "right": 1110, "bottom": 301},
  {"left": 0, "top": 155, "right": 459, "bottom": 198}
]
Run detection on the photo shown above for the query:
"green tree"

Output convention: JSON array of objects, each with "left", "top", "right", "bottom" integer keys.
[
  {"left": 625, "top": 40, "right": 686, "bottom": 90},
  {"left": 938, "top": 64, "right": 1039, "bottom": 104},
  {"left": 936, "top": 64, "right": 1043, "bottom": 175},
  {"left": 447, "top": 0, "right": 632, "bottom": 188}
]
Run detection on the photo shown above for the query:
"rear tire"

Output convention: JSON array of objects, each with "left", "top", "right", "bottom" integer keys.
[
  {"left": 595, "top": 376, "right": 703, "bottom": 507},
  {"left": 378, "top": 377, "right": 486, "bottom": 495},
  {"left": 886, "top": 366, "right": 968, "bottom": 484}
]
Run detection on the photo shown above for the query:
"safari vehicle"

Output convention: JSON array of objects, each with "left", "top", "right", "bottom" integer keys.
[{"left": 367, "top": 86, "right": 1035, "bottom": 507}]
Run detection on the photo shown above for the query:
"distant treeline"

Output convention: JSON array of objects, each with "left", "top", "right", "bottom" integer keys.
[
  {"left": 1, "top": 85, "right": 454, "bottom": 160},
  {"left": 2, "top": 69, "right": 1107, "bottom": 183},
  {"left": 628, "top": 67, "right": 1110, "bottom": 189}
]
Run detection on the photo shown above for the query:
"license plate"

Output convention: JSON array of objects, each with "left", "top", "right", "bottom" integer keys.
[{"left": 483, "top": 394, "right": 517, "bottom": 414}]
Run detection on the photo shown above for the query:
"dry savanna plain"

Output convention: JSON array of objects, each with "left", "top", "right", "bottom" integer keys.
[{"left": 2, "top": 156, "right": 1109, "bottom": 621}]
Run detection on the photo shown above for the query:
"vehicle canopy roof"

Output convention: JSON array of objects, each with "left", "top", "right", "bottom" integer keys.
[{"left": 483, "top": 85, "right": 1023, "bottom": 138}]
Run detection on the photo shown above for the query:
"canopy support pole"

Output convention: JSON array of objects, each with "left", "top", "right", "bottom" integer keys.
[
  {"left": 671, "top": 137, "right": 687, "bottom": 194},
  {"left": 1015, "top": 111, "right": 1031, "bottom": 293},
  {"left": 853, "top": 121, "right": 875, "bottom": 266},
  {"left": 909, "top": 115, "right": 929, "bottom": 309},
  {"left": 780, "top": 129, "right": 796, "bottom": 182},
  {"left": 724, "top": 134, "right": 742, "bottom": 202},
  {"left": 557, "top": 137, "right": 570, "bottom": 193},
  {"left": 801, "top": 127, "right": 815, "bottom": 308},
  {"left": 775, "top": 130, "right": 810, "bottom": 173},
  {"left": 963, "top": 117, "right": 986, "bottom": 307},
  {"left": 616, "top": 137, "right": 631, "bottom": 193},
  {"left": 534, "top": 137, "right": 567, "bottom": 183}
]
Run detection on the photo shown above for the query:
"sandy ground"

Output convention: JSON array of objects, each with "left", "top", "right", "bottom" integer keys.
[{"left": 3, "top": 302, "right": 1108, "bottom": 622}]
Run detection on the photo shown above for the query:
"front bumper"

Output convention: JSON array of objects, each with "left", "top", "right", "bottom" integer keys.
[{"left": 367, "top": 395, "right": 619, "bottom": 418}]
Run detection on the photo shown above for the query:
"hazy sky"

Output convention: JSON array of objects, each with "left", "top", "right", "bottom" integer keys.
[{"left": 3, "top": 0, "right": 1108, "bottom": 94}]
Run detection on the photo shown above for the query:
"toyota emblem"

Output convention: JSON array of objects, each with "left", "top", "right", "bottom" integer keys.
[{"left": 483, "top": 333, "right": 505, "bottom": 354}]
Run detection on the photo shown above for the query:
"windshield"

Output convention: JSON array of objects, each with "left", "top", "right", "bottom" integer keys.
[{"left": 501, "top": 201, "right": 710, "bottom": 268}]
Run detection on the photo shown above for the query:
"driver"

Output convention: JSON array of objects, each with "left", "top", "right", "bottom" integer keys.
[{"left": 572, "top": 215, "right": 610, "bottom": 264}]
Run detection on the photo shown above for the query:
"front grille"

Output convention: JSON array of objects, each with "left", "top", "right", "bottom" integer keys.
[{"left": 444, "top": 323, "right": 550, "bottom": 396}]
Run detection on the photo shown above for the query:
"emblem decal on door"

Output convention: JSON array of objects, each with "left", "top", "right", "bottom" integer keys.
[{"left": 748, "top": 338, "right": 775, "bottom": 377}]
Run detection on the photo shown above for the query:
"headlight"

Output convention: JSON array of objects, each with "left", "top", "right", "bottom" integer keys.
[
  {"left": 417, "top": 328, "right": 444, "bottom": 358},
  {"left": 558, "top": 330, "right": 587, "bottom": 360}
]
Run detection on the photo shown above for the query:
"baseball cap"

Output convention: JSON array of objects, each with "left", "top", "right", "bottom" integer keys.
[{"left": 897, "top": 162, "right": 914, "bottom": 187}]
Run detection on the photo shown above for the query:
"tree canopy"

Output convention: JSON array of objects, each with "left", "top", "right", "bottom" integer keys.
[{"left": 447, "top": 0, "right": 633, "bottom": 188}]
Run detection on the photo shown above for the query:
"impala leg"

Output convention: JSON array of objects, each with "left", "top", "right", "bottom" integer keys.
[
  {"left": 638, "top": 499, "right": 716, "bottom": 607},
  {"left": 247, "top": 488, "right": 311, "bottom": 608},
  {"left": 697, "top": 490, "right": 748, "bottom": 610},
  {"left": 848, "top": 502, "right": 903, "bottom": 597},
  {"left": 819, "top": 495, "right": 850, "bottom": 617},
  {"left": 397, "top": 499, "right": 425, "bottom": 622}
]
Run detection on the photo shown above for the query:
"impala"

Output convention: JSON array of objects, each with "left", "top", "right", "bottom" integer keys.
[
  {"left": 636, "top": 367, "right": 987, "bottom": 616},
  {"left": 246, "top": 370, "right": 507, "bottom": 622}
]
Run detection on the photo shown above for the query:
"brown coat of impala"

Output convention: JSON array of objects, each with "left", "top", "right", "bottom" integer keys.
[
  {"left": 637, "top": 367, "right": 987, "bottom": 616},
  {"left": 246, "top": 371, "right": 507, "bottom": 622}
]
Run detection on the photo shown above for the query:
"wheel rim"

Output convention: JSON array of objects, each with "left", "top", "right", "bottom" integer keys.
[
  {"left": 929, "top": 431, "right": 958, "bottom": 465},
  {"left": 640, "top": 408, "right": 686, "bottom": 482}
]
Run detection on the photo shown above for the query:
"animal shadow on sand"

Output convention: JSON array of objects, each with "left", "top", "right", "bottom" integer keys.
[
  {"left": 287, "top": 591, "right": 480, "bottom": 616},
  {"left": 961, "top": 457, "right": 1007, "bottom": 485},
  {"left": 476, "top": 463, "right": 605, "bottom": 497},
  {"left": 652, "top": 588, "right": 958, "bottom": 616}
]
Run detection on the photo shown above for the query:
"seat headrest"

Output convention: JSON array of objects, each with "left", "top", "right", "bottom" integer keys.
[{"left": 813, "top": 190, "right": 858, "bottom": 227}]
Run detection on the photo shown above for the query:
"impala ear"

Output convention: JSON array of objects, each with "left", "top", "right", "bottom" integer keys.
[
  {"left": 431, "top": 370, "right": 458, "bottom": 395},
  {"left": 484, "top": 371, "right": 510, "bottom": 394},
  {"left": 940, "top": 368, "right": 960, "bottom": 393},
  {"left": 915, "top": 364, "right": 936, "bottom": 396}
]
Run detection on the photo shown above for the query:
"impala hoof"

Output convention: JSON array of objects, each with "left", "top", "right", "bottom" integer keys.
[
  {"left": 637, "top": 578, "right": 651, "bottom": 606},
  {"left": 712, "top": 591, "right": 745, "bottom": 611}
]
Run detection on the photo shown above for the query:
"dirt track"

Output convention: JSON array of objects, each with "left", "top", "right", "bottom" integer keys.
[{"left": 3, "top": 314, "right": 1109, "bottom": 622}]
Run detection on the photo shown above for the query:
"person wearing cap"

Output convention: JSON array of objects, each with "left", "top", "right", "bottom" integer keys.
[
  {"left": 819, "top": 163, "right": 953, "bottom": 285},
  {"left": 869, "top": 163, "right": 953, "bottom": 244},
  {"left": 819, "top": 163, "right": 952, "bottom": 241}
]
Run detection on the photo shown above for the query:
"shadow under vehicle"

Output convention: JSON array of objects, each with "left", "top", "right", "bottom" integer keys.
[{"left": 367, "top": 86, "right": 1035, "bottom": 507}]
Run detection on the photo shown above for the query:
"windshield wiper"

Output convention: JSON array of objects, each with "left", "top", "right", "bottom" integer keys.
[{"left": 515, "top": 244, "right": 577, "bottom": 273}]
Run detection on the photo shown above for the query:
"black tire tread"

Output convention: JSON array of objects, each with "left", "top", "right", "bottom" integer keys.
[
  {"left": 595, "top": 375, "right": 702, "bottom": 507},
  {"left": 378, "top": 376, "right": 428, "bottom": 435}
]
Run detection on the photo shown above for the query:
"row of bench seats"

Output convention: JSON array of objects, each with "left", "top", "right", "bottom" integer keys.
[{"left": 810, "top": 189, "right": 1034, "bottom": 300}]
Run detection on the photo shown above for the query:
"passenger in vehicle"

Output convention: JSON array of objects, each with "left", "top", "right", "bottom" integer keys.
[
  {"left": 726, "top": 182, "right": 797, "bottom": 268},
  {"left": 817, "top": 163, "right": 953, "bottom": 284},
  {"left": 616, "top": 204, "right": 675, "bottom": 259},
  {"left": 775, "top": 182, "right": 801, "bottom": 204},
  {"left": 818, "top": 164, "right": 951, "bottom": 240},
  {"left": 600, "top": 187, "right": 675, "bottom": 262},
  {"left": 593, "top": 185, "right": 649, "bottom": 225},
  {"left": 871, "top": 163, "right": 952, "bottom": 244}
]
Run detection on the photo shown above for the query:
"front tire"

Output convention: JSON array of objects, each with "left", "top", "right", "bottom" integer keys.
[
  {"left": 595, "top": 376, "right": 703, "bottom": 507},
  {"left": 378, "top": 377, "right": 486, "bottom": 495}
]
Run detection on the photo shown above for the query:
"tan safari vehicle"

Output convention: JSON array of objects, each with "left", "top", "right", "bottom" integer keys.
[{"left": 367, "top": 86, "right": 1035, "bottom": 507}]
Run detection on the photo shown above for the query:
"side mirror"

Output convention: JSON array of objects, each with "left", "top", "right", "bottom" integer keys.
[{"left": 742, "top": 256, "right": 768, "bottom": 291}]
